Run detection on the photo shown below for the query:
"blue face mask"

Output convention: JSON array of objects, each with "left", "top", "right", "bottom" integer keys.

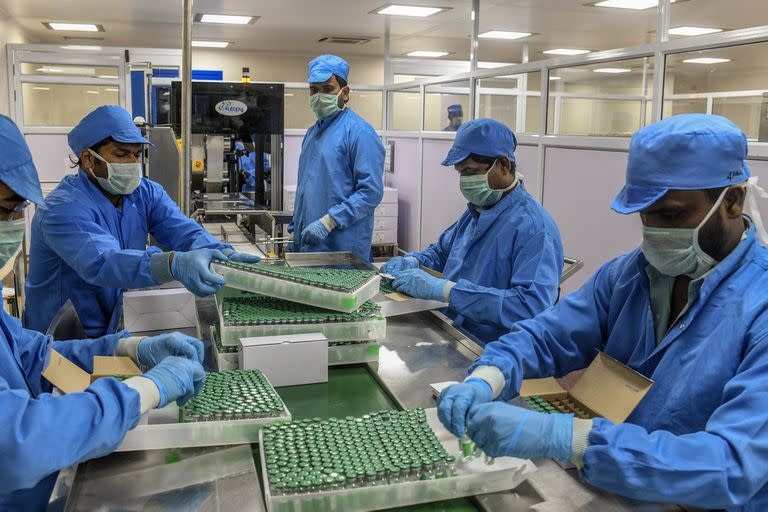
[{"left": 641, "top": 187, "right": 729, "bottom": 279}]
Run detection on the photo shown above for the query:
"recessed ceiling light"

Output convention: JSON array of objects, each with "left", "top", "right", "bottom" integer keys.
[
  {"left": 85, "top": 90, "right": 100, "bottom": 94},
  {"left": 60, "top": 45, "right": 103, "bottom": 50},
  {"left": 198, "top": 14, "right": 255, "bottom": 24},
  {"left": 593, "top": 67, "right": 632, "bottom": 73},
  {"left": 105, "top": 88, "right": 119, "bottom": 92},
  {"left": 479, "top": 30, "right": 532, "bottom": 40},
  {"left": 593, "top": 0, "right": 676, "bottom": 10},
  {"left": 191, "top": 40, "right": 230, "bottom": 48},
  {"left": 32, "top": 87, "right": 50, "bottom": 91},
  {"left": 374, "top": 5, "right": 445, "bottom": 17},
  {"left": 543, "top": 48, "right": 591, "bottom": 56},
  {"left": 669, "top": 26, "right": 723, "bottom": 36},
  {"left": 549, "top": 76, "right": 562, "bottom": 80},
  {"left": 406, "top": 50, "right": 449, "bottom": 57},
  {"left": 683, "top": 57, "right": 731, "bottom": 64},
  {"left": 478, "top": 61, "right": 516, "bottom": 68},
  {"left": 285, "top": 93, "right": 295, "bottom": 97},
  {"left": 97, "top": 75, "right": 117, "bottom": 79},
  {"left": 43, "top": 22, "right": 103, "bottom": 32}
]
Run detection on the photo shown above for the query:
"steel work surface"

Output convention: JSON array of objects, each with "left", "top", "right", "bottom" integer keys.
[{"left": 271, "top": 366, "right": 480, "bottom": 512}]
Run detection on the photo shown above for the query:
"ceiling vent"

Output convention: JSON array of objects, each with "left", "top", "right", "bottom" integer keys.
[{"left": 318, "top": 36, "right": 374, "bottom": 45}]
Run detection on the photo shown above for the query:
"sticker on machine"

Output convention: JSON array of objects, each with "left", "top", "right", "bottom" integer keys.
[{"left": 215, "top": 100, "right": 248, "bottom": 116}]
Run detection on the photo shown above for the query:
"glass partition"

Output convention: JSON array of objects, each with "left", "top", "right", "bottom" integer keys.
[
  {"left": 390, "top": 89, "right": 420, "bottom": 131},
  {"left": 547, "top": 57, "right": 654, "bottom": 136},
  {"left": 664, "top": 42, "right": 768, "bottom": 140},
  {"left": 425, "top": 81, "right": 470, "bottom": 132},
  {"left": 478, "top": 72, "right": 541, "bottom": 134},
  {"left": 22, "top": 83, "right": 120, "bottom": 126},
  {"left": 347, "top": 90, "right": 382, "bottom": 130}
]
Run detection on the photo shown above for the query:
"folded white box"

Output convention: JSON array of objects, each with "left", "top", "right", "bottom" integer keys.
[
  {"left": 123, "top": 287, "right": 197, "bottom": 333},
  {"left": 239, "top": 333, "right": 328, "bottom": 387}
]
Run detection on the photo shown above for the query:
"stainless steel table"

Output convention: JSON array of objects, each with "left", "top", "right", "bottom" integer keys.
[{"left": 66, "top": 274, "right": 694, "bottom": 511}]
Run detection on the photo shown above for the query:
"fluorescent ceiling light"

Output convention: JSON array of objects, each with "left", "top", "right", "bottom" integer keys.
[
  {"left": 199, "top": 14, "right": 254, "bottom": 24},
  {"left": 478, "top": 61, "right": 516, "bottom": 68},
  {"left": 549, "top": 76, "right": 562, "bottom": 80},
  {"left": 105, "top": 88, "right": 119, "bottom": 92},
  {"left": 374, "top": 5, "right": 444, "bottom": 17},
  {"left": 593, "top": 0, "right": 675, "bottom": 10},
  {"left": 669, "top": 26, "right": 723, "bottom": 36},
  {"left": 406, "top": 50, "right": 448, "bottom": 57},
  {"left": 45, "top": 22, "right": 101, "bottom": 32},
  {"left": 683, "top": 57, "right": 731, "bottom": 64},
  {"left": 285, "top": 93, "right": 295, "bottom": 97},
  {"left": 85, "top": 90, "right": 100, "bottom": 94},
  {"left": 60, "top": 45, "right": 102, "bottom": 50},
  {"left": 543, "top": 48, "right": 590, "bottom": 56},
  {"left": 593, "top": 67, "right": 632, "bottom": 73},
  {"left": 479, "top": 30, "right": 531, "bottom": 40},
  {"left": 32, "top": 87, "right": 50, "bottom": 91},
  {"left": 98, "top": 75, "right": 118, "bottom": 79},
  {"left": 192, "top": 40, "right": 230, "bottom": 48}
]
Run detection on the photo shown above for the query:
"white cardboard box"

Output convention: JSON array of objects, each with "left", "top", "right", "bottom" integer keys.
[
  {"left": 123, "top": 287, "right": 197, "bottom": 333},
  {"left": 239, "top": 333, "right": 328, "bottom": 387}
]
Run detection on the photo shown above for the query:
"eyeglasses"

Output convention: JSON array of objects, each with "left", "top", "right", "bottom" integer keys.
[{"left": 0, "top": 199, "right": 30, "bottom": 220}]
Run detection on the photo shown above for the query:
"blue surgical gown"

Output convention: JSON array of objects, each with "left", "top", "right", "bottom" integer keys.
[
  {"left": 25, "top": 170, "right": 231, "bottom": 337},
  {"left": 0, "top": 312, "right": 138, "bottom": 510},
  {"left": 293, "top": 108, "right": 384, "bottom": 262},
  {"left": 470, "top": 224, "right": 768, "bottom": 511},
  {"left": 409, "top": 183, "right": 563, "bottom": 344},
  {"left": 239, "top": 153, "right": 270, "bottom": 193}
]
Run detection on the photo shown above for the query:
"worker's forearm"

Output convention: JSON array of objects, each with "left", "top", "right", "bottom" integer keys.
[
  {"left": 149, "top": 251, "right": 175, "bottom": 284},
  {"left": 123, "top": 376, "right": 161, "bottom": 414},
  {"left": 53, "top": 330, "right": 129, "bottom": 373}
]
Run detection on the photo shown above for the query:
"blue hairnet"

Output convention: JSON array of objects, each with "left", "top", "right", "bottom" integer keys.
[
  {"left": 308, "top": 55, "right": 350, "bottom": 84},
  {"left": 0, "top": 115, "right": 44, "bottom": 205},
  {"left": 442, "top": 118, "right": 517, "bottom": 166},
  {"left": 68, "top": 105, "right": 150, "bottom": 157},
  {"left": 612, "top": 114, "right": 750, "bottom": 214},
  {"left": 447, "top": 104, "right": 463, "bottom": 116}
]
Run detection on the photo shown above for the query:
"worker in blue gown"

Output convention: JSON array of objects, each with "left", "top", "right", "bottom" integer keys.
[
  {"left": 442, "top": 104, "right": 463, "bottom": 132},
  {"left": 235, "top": 141, "right": 270, "bottom": 194},
  {"left": 24, "top": 106, "right": 261, "bottom": 337},
  {"left": 291, "top": 54, "right": 384, "bottom": 262},
  {"left": 381, "top": 119, "right": 563, "bottom": 344},
  {"left": 0, "top": 114, "right": 207, "bottom": 510},
  {"left": 438, "top": 114, "right": 768, "bottom": 511}
]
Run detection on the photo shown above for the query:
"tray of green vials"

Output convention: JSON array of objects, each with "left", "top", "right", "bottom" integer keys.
[
  {"left": 218, "top": 295, "right": 386, "bottom": 346},
  {"left": 180, "top": 370, "right": 290, "bottom": 423},
  {"left": 211, "top": 261, "right": 381, "bottom": 313},
  {"left": 259, "top": 407, "right": 535, "bottom": 512}
]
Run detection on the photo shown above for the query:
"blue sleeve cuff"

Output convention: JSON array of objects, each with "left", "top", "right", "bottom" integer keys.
[{"left": 149, "top": 252, "right": 174, "bottom": 284}]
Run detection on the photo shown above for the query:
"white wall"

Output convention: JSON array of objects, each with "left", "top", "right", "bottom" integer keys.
[
  {"left": 0, "top": 11, "right": 28, "bottom": 116},
  {"left": 191, "top": 50, "right": 384, "bottom": 85}
]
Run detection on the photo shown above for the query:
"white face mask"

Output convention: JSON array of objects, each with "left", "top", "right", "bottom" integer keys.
[
  {"left": 87, "top": 149, "right": 142, "bottom": 195},
  {"left": 641, "top": 187, "right": 729, "bottom": 279}
]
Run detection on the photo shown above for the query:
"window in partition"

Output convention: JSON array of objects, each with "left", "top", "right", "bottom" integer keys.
[
  {"left": 478, "top": 72, "right": 541, "bottom": 134},
  {"left": 425, "top": 81, "right": 470, "bottom": 132},
  {"left": 665, "top": 42, "right": 768, "bottom": 140},
  {"left": 22, "top": 83, "right": 119, "bottom": 127},
  {"left": 284, "top": 89, "right": 316, "bottom": 129},
  {"left": 390, "top": 90, "right": 420, "bottom": 131},
  {"left": 347, "top": 90, "right": 382, "bottom": 130},
  {"left": 547, "top": 57, "right": 654, "bottom": 136}
]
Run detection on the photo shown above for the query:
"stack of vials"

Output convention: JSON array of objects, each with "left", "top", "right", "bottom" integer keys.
[{"left": 262, "top": 409, "right": 457, "bottom": 495}]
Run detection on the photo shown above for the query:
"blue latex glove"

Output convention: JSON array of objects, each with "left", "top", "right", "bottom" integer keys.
[
  {"left": 171, "top": 248, "right": 228, "bottom": 296},
  {"left": 287, "top": 221, "right": 294, "bottom": 234},
  {"left": 392, "top": 268, "right": 449, "bottom": 302},
  {"left": 222, "top": 249, "right": 261, "bottom": 264},
  {"left": 141, "top": 356, "right": 206, "bottom": 407},
  {"left": 466, "top": 402, "right": 573, "bottom": 461},
  {"left": 380, "top": 255, "right": 419, "bottom": 276},
  {"left": 437, "top": 378, "right": 493, "bottom": 437},
  {"left": 300, "top": 219, "right": 330, "bottom": 246},
  {"left": 137, "top": 332, "right": 205, "bottom": 368}
]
